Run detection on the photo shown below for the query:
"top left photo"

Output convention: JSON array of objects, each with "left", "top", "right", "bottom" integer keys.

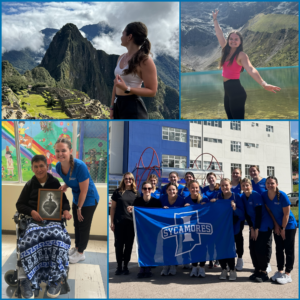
[{"left": 2, "top": 2, "right": 179, "bottom": 120}]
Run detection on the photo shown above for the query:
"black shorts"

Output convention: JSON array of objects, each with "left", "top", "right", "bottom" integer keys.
[{"left": 113, "top": 94, "right": 148, "bottom": 119}]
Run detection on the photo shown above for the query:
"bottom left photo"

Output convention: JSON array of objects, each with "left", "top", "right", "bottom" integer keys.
[{"left": 1, "top": 120, "right": 107, "bottom": 299}]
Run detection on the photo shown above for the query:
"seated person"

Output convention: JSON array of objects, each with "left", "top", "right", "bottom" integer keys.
[{"left": 16, "top": 155, "right": 72, "bottom": 299}]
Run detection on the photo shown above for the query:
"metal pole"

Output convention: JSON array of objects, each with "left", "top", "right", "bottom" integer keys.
[
  {"left": 14, "top": 121, "right": 23, "bottom": 182},
  {"left": 289, "top": 122, "right": 293, "bottom": 192},
  {"left": 72, "top": 121, "right": 78, "bottom": 159},
  {"left": 201, "top": 122, "right": 204, "bottom": 171}
]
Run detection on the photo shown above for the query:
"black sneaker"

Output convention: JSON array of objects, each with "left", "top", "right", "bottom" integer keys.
[
  {"left": 20, "top": 279, "right": 34, "bottom": 299},
  {"left": 137, "top": 267, "right": 145, "bottom": 278},
  {"left": 249, "top": 271, "right": 259, "bottom": 281},
  {"left": 123, "top": 266, "right": 130, "bottom": 275},
  {"left": 255, "top": 272, "right": 269, "bottom": 283},
  {"left": 47, "top": 280, "right": 62, "bottom": 298},
  {"left": 115, "top": 267, "right": 123, "bottom": 275},
  {"left": 144, "top": 271, "right": 153, "bottom": 278},
  {"left": 209, "top": 261, "right": 213, "bottom": 269}
]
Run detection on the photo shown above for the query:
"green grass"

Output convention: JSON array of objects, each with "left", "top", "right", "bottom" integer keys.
[
  {"left": 293, "top": 184, "right": 298, "bottom": 192},
  {"left": 19, "top": 94, "right": 68, "bottom": 119},
  {"left": 291, "top": 207, "right": 298, "bottom": 222},
  {"left": 248, "top": 14, "right": 298, "bottom": 33}
]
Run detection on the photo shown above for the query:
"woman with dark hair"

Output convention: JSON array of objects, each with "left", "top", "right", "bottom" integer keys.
[
  {"left": 212, "top": 9, "right": 281, "bottom": 119},
  {"left": 110, "top": 172, "right": 140, "bottom": 275},
  {"left": 262, "top": 176, "right": 297, "bottom": 285},
  {"left": 111, "top": 21, "right": 158, "bottom": 119}
]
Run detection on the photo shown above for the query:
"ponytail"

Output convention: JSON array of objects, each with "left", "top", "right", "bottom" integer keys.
[
  {"left": 276, "top": 187, "right": 280, "bottom": 201},
  {"left": 69, "top": 154, "right": 74, "bottom": 177}
]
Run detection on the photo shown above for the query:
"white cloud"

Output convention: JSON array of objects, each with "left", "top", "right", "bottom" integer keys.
[
  {"left": 79, "top": 30, "right": 86, "bottom": 38},
  {"left": 2, "top": 2, "right": 179, "bottom": 58}
]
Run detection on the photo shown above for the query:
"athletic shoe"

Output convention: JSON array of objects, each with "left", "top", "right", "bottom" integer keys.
[
  {"left": 182, "top": 264, "right": 191, "bottom": 269},
  {"left": 271, "top": 271, "right": 283, "bottom": 282},
  {"left": 190, "top": 266, "right": 198, "bottom": 277},
  {"left": 198, "top": 267, "right": 206, "bottom": 278},
  {"left": 123, "top": 267, "right": 129, "bottom": 275},
  {"left": 47, "top": 280, "right": 62, "bottom": 298},
  {"left": 219, "top": 269, "right": 227, "bottom": 280},
  {"left": 276, "top": 273, "right": 292, "bottom": 285},
  {"left": 235, "top": 258, "right": 243, "bottom": 271},
  {"left": 137, "top": 267, "right": 145, "bottom": 278},
  {"left": 249, "top": 271, "right": 260, "bottom": 281},
  {"left": 209, "top": 261, "right": 213, "bottom": 269},
  {"left": 229, "top": 270, "right": 237, "bottom": 281},
  {"left": 144, "top": 267, "right": 153, "bottom": 278},
  {"left": 266, "top": 263, "right": 272, "bottom": 273},
  {"left": 161, "top": 266, "right": 169, "bottom": 276},
  {"left": 20, "top": 279, "right": 34, "bottom": 299},
  {"left": 214, "top": 260, "right": 220, "bottom": 267},
  {"left": 168, "top": 265, "right": 176, "bottom": 276},
  {"left": 68, "top": 247, "right": 77, "bottom": 256},
  {"left": 69, "top": 252, "right": 85, "bottom": 264},
  {"left": 255, "top": 272, "right": 269, "bottom": 283},
  {"left": 115, "top": 267, "right": 123, "bottom": 275}
]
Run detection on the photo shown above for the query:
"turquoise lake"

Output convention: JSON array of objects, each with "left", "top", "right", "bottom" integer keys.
[{"left": 181, "top": 66, "right": 298, "bottom": 119}]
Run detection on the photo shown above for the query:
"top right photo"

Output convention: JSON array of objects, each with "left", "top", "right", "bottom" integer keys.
[{"left": 181, "top": 2, "right": 299, "bottom": 120}]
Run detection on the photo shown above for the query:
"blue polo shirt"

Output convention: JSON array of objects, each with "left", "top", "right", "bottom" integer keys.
[
  {"left": 56, "top": 159, "right": 99, "bottom": 207},
  {"left": 184, "top": 194, "right": 209, "bottom": 205},
  {"left": 231, "top": 183, "right": 242, "bottom": 195},
  {"left": 159, "top": 194, "right": 188, "bottom": 208},
  {"left": 241, "top": 191, "right": 273, "bottom": 232},
  {"left": 252, "top": 178, "right": 267, "bottom": 195},
  {"left": 262, "top": 190, "right": 297, "bottom": 230},
  {"left": 161, "top": 184, "right": 185, "bottom": 195},
  {"left": 202, "top": 185, "right": 221, "bottom": 200}
]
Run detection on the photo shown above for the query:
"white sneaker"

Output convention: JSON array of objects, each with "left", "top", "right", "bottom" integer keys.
[
  {"left": 69, "top": 251, "right": 85, "bottom": 264},
  {"left": 219, "top": 269, "right": 227, "bottom": 280},
  {"left": 198, "top": 267, "right": 206, "bottom": 278},
  {"left": 68, "top": 247, "right": 77, "bottom": 256},
  {"left": 161, "top": 266, "right": 169, "bottom": 276},
  {"left": 168, "top": 265, "right": 176, "bottom": 276},
  {"left": 229, "top": 270, "right": 237, "bottom": 281},
  {"left": 271, "top": 271, "right": 283, "bottom": 281},
  {"left": 276, "top": 273, "right": 292, "bottom": 285},
  {"left": 190, "top": 266, "right": 198, "bottom": 277},
  {"left": 266, "top": 263, "right": 272, "bottom": 273},
  {"left": 235, "top": 258, "right": 243, "bottom": 271}
]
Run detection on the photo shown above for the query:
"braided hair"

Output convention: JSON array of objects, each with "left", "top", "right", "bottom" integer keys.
[
  {"left": 55, "top": 138, "right": 74, "bottom": 177},
  {"left": 266, "top": 176, "right": 280, "bottom": 200}
]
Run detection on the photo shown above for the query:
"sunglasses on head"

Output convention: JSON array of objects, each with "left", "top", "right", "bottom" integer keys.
[{"left": 142, "top": 187, "right": 152, "bottom": 191}]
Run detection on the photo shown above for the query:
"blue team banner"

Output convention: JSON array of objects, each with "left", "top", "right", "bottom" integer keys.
[{"left": 133, "top": 200, "right": 236, "bottom": 267}]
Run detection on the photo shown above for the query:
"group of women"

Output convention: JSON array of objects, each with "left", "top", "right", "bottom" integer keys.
[{"left": 110, "top": 166, "right": 297, "bottom": 285}]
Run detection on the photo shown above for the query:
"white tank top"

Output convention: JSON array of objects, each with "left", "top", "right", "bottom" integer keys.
[{"left": 114, "top": 54, "right": 143, "bottom": 88}]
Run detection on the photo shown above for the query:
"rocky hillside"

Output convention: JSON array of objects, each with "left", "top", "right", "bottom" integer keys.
[{"left": 181, "top": 2, "right": 299, "bottom": 71}]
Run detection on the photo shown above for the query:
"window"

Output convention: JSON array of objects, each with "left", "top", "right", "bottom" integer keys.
[
  {"left": 231, "top": 163, "right": 242, "bottom": 174},
  {"left": 251, "top": 122, "right": 259, "bottom": 127},
  {"left": 244, "top": 142, "right": 259, "bottom": 148},
  {"left": 162, "top": 127, "right": 187, "bottom": 142},
  {"left": 204, "top": 137, "right": 222, "bottom": 143},
  {"left": 190, "top": 159, "right": 201, "bottom": 169},
  {"left": 190, "top": 121, "right": 201, "bottom": 125},
  {"left": 231, "top": 141, "right": 241, "bottom": 152},
  {"left": 230, "top": 121, "right": 241, "bottom": 131},
  {"left": 162, "top": 155, "right": 187, "bottom": 169},
  {"left": 2, "top": 121, "right": 107, "bottom": 184},
  {"left": 203, "top": 121, "right": 222, "bottom": 128},
  {"left": 267, "top": 166, "right": 275, "bottom": 177},
  {"left": 266, "top": 125, "right": 274, "bottom": 132},
  {"left": 204, "top": 161, "right": 223, "bottom": 170},
  {"left": 245, "top": 164, "right": 260, "bottom": 179},
  {"left": 190, "top": 136, "right": 201, "bottom": 148}
]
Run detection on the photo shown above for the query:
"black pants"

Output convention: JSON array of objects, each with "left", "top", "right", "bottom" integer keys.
[
  {"left": 266, "top": 233, "right": 272, "bottom": 263},
  {"left": 114, "top": 219, "right": 135, "bottom": 268},
  {"left": 72, "top": 201, "right": 98, "bottom": 253},
  {"left": 223, "top": 79, "right": 247, "bottom": 119},
  {"left": 249, "top": 228, "right": 272, "bottom": 272},
  {"left": 273, "top": 229, "right": 297, "bottom": 273},
  {"left": 219, "top": 258, "right": 235, "bottom": 270},
  {"left": 192, "top": 262, "right": 206, "bottom": 267},
  {"left": 113, "top": 94, "right": 148, "bottom": 119},
  {"left": 234, "top": 221, "right": 245, "bottom": 258}
]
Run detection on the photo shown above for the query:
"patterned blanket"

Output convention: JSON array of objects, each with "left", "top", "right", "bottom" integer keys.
[{"left": 18, "top": 220, "right": 71, "bottom": 289}]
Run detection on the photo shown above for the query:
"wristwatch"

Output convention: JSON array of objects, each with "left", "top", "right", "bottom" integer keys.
[
  {"left": 77, "top": 207, "right": 82, "bottom": 211},
  {"left": 282, "top": 227, "right": 285, "bottom": 231},
  {"left": 124, "top": 86, "right": 131, "bottom": 94}
]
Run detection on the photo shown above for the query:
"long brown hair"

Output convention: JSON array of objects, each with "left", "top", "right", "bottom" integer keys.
[
  {"left": 206, "top": 172, "right": 220, "bottom": 190},
  {"left": 266, "top": 176, "right": 280, "bottom": 201},
  {"left": 55, "top": 138, "right": 74, "bottom": 177},
  {"left": 123, "top": 22, "right": 152, "bottom": 76},
  {"left": 188, "top": 180, "right": 203, "bottom": 203},
  {"left": 232, "top": 168, "right": 242, "bottom": 186},
  {"left": 219, "top": 31, "right": 244, "bottom": 73}
]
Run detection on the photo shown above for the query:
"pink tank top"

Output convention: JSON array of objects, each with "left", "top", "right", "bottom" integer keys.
[{"left": 222, "top": 57, "right": 242, "bottom": 79}]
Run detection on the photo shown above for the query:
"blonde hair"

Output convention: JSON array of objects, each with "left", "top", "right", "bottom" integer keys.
[
  {"left": 55, "top": 138, "right": 74, "bottom": 177},
  {"left": 188, "top": 180, "right": 203, "bottom": 203},
  {"left": 148, "top": 174, "right": 158, "bottom": 181},
  {"left": 118, "top": 172, "right": 137, "bottom": 194},
  {"left": 241, "top": 178, "right": 252, "bottom": 185}
]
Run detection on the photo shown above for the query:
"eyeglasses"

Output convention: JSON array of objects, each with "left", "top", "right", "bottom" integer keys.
[
  {"left": 124, "top": 178, "right": 133, "bottom": 181},
  {"left": 142, "top": 187, "right": 152, "bottom": 191}
]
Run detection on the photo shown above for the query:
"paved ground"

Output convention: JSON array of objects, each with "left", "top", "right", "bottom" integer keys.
[{"left": 109, "top": 224, "right": 298, "bottom": 298}]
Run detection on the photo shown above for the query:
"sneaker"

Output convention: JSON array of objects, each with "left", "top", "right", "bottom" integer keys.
[
  {"left": 249, "top": 271, "right": 260, "bottom": 281},
  {"left": 190, "top": 266, "right": 198, "bottom": 277},
  {"left": 276, "top": 273, "right": 292, "bottom": 285},
  {"left": 182, "top": 264, "right": 191, "bottom": 269},
  {"left": 214, "top": 260, "right": 220, "bottom": 267},
  {"left": 229, "top": 270, "right": 237, "bottom": 281},
  {"left": 161, "top": 266, "right": 169, "bottom": 276},
  {"left": 47, "top": 280, "right": 62, "bottom": 298},
  {"left": 69, "top": 251, "right": 85, "bottom": 264},
  {"left": 144, "top": 267, "right": 153, "bottom": 278},
  {"left": 123, "top": 266, "right": 129, "bottom": 275},
  {"left": 168, "top": 265, "right": 176, "bottom": 276},
  {"left": 271, "top": 271, "right": 284, "bottom": 282},
  {"left": 266, "top": 263, "right": 272, "bottom": 273},
  {"left": 20, "top": 279, "right": 34, "bottom": 299},
  {"left": 209, "top": 261, "right": 213, "bottom": 269},
  {"left": 219, "top": 269, "right": 227, "bottom": 280},
  {"left": 68, "top": 247, "right": 77, "bottom": 256},
  {"left": 255, "top": 272, "right": 269, "bottom": 282},
  {"left": 235, "top": 258, "right": 243, "bottom": 271},
  {"left": 115, "top": 267, "right": 123, "bottom": 275},
  {"left": 198, "top": 267, "right": 206, "bottom": 278},
  {"left": 137, "top": 267, "right": 145, "bottom": 278}
]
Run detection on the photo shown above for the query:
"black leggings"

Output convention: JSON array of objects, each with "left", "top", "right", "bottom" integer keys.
[
  {"left": 113, "top": 94, "right": 148, "bottom": 119},
  {"left": 223, "top": 79, "right": 247, "bottom": 119},
  {"left": 235, "top": 221, "right": 245, "bottom": 258}
]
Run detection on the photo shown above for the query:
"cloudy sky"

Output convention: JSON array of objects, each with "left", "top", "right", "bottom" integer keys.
[{"left": 2, "top": 2, "right": 179, "bottom": 58}]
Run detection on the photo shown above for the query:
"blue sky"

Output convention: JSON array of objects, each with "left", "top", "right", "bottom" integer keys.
[{"left": 291, "top": 121, "right": 298, "bottom": 140}]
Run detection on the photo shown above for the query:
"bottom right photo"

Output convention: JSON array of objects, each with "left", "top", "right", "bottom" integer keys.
[{"left": 108, "top": 120, "right": 298, "bottom": 298}]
